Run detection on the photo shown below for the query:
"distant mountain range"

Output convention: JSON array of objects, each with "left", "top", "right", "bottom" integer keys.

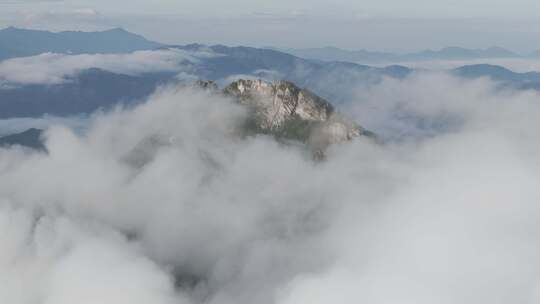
[
  {"left": 0, "top": 39, "right": 415, "bottom": 118},
  {"left": 163, "top": 44, "right": 412, "bottom": 102},
  {"left": 1, "top": 27, "right": 540, "bottom": 120},
  {"left": 0, "top": 27, "right": 161, "bottom": 60},
  {"left": 276, "top": 46, "right": 540, "bottom": 63},
  {"left": 0, "top": 128, "right": 44, "bottom": 150},
  {"left": 0, "top": 69, "right": 176, "bottom": 118},
  {"left": 2, "top": 26, "right": 539, "bottom": 64},
  {"left": 452, "top": 64, "right": 540, "bottom": 90}
]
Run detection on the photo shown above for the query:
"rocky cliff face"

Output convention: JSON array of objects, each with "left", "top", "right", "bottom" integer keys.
[
  {"left": 222, "top": 79, "right": 369, "bottom": 149},
  {"left": 224, "top": 79, "right": 332, "bottom": 128}
]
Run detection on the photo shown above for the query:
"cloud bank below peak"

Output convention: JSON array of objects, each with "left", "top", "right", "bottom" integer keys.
[{"left": 1, "top": 72, "right": 540, "bottom": 303}]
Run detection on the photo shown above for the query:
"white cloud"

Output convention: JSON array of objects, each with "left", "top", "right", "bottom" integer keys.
[
  {"left": 1, "top": 73, "right": 540, "bottom": 303},
  {"left": 0, "top": 49, "right": 219, "bottom": 85},
  {"left": 0, "top": 205, "right": 187, "bottom": 304}
]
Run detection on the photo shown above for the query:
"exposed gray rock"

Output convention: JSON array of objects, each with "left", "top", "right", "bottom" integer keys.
[
  {"left": 193, "top": 80, "right": 219, "bottom": 92},
  {"left": 223, "top": 79, "right": 370, "bottom": 149},
  {"left": 224, "top": 79, "right": 331, "bottom": 128}
]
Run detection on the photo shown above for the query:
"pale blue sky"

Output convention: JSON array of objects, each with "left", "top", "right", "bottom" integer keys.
[
  {"left": 1, "top": 0, "right": 540, "bottom": 52},
  {"left": 3, "top": 0, "right": 540, "bottom": 18}
]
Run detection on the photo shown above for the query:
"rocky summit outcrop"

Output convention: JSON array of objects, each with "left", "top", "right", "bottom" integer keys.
[
  {"left": 221, "top": 79, "right": 370, "bottom": 149},
  {"left": 224, "top": 79, "right": 332, "bottom": 129}
]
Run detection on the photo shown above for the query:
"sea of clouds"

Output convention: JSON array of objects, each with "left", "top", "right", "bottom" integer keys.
[{"left": 1, "top": 58, "right": 540, "bottom": 304}]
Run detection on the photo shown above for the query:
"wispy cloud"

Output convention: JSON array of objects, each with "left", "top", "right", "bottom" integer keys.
[
  {"left": 0, "top": 49, "right": 220, "bottom": 85},
  {"left": 0, "top": 72, "right": 540, "bottom": 303}
]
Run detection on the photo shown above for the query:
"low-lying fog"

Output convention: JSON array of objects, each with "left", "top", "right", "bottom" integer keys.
[{"left": 1, "top": 60, "right": 540, "bottom": 304}]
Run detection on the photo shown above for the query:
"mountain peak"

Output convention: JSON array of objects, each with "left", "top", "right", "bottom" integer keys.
[
  {"left": 0, "top": 27, "right": 162, "bottom": 60},
  {"left": 223, "top": 79, "right": 367, "bottom": 150},
  {"left": 224, "top": 79, "right": 332, "bottom": 129}
]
